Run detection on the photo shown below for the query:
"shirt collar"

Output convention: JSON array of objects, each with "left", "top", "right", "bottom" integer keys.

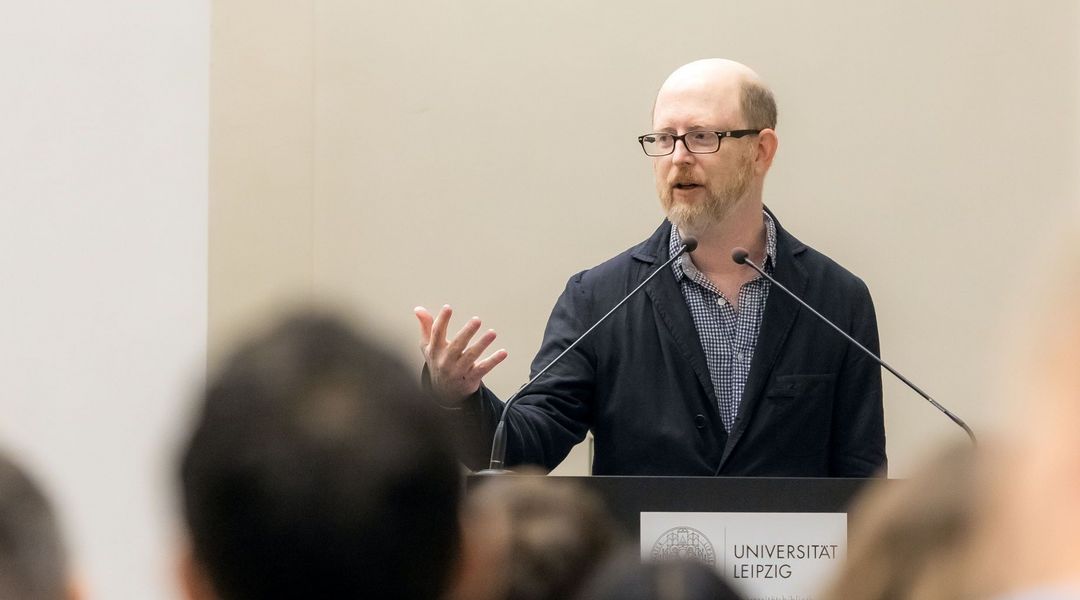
[{"left": 669, "top": 211, "right": 778, "bottom": 282}]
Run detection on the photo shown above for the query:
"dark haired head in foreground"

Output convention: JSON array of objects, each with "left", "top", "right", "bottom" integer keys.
[
  {"left": 0, "top": 453, "right": 72, "bottom": 600},
  {"left": 575, "top": 550, "right": 744, "bottom": 600},
  {"left": 178, "top": 313, "right": 462, "bottom": 600},
  {"left": 450, "top": 472, "right": 622, "bottom": 600}
]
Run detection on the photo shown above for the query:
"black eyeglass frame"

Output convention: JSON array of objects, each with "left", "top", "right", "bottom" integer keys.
[{"left": 637, "top": 129, "right": 763, "bottom": 156}]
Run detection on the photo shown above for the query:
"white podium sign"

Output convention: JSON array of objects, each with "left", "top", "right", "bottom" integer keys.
[{"left": 640, "top": 512, "right": 846, "bottom": 600}]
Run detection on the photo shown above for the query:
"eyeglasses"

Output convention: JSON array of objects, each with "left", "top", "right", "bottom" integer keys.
[{"left": 637, "top": 129, "right": 762, "bottom": 157}]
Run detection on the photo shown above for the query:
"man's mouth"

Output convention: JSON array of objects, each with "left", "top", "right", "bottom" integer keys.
[{"left": 674, "top": 183, "right": 702, "bottom": 190}]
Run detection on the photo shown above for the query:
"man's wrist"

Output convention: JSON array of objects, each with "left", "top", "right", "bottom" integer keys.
[{"left": 420, "top": 365, "right": 476, "bottom": 409}]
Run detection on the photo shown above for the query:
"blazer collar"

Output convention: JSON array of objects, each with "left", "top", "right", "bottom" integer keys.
[
  {"left": 636, "top": 221, "right": 723, "bottom": 435},
  {"left": 719, "top": 208, "right": 809, "bottom": 469}
]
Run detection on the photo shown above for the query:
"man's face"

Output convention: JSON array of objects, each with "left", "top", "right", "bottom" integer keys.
[{"left": 651, "top": 82, "right": 756, "bottom": 236}]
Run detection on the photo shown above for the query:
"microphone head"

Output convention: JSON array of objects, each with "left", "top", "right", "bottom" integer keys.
[
  {"left": 731, "top": 247, "right": 750, "bottom": 265},
  {"left": 681, "top": 237, "right": 698, "bottom": 253}
]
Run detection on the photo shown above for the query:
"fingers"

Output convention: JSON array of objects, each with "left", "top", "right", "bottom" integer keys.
[
  {"left": 429, "top": 305, "right": 453, "bottom": 350},
  {"left": 415, "top": 304, "right": 506, "bottom": 393},
  {"left": 461, "top": 329, "right": 497, "bottom": 364},
  {"left": 473, "top": 349, "right": 509, "bottom": 379},
  {"left": 414, "top": 307, "right": 434, "bottom": 347},
  {"left": 447, "top": 317, "right": 483, "bottom": 355}
]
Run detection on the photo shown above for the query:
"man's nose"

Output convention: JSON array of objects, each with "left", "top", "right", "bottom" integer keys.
[{"left": 671, "top": 137, "right": 695, "bottom": 164}]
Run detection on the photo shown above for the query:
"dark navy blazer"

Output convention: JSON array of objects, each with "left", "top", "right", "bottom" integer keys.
[{"left": 445, "top": 212, "right": 886, "bottom": 477}]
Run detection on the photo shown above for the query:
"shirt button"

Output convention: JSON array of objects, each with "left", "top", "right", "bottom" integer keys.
[
  {"left": 736, "top": 352, "right": 745, "bottom": 362},
  {"left": 716, "top": 297, "right": 727, "bottom": 307}
]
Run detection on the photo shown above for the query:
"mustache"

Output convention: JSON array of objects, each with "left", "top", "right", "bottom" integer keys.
[{"left": 667, "top": 169, "right": 702, "bottom": 186}]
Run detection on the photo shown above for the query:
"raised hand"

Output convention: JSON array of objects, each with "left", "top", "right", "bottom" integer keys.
[{"left": 415, "top": 305, "right": 509, "bottom": 405}]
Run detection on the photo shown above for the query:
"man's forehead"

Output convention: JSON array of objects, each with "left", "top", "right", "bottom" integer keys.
[
  {"left": 662, "top": 58, "right": 759, "bottom": 89},
  {"left": 652, "top": 82, "right": 741, "bottom": 128},
  {"left": 650, "top": 59, "right": 760, "bottom": 126}
]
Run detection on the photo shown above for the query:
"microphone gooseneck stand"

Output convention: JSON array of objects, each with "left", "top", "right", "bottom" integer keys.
[{"left": 730, "top": 247, "right": 976, "bottom": 445}]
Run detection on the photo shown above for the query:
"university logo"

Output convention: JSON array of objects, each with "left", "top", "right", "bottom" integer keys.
[{"left": 651, "top": 526, "right": 717, "bottom": 566}]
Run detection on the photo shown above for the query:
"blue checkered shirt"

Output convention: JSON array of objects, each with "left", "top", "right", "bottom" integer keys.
[{"left": 669, "top": 213, "right": 778, "bottom": 431}]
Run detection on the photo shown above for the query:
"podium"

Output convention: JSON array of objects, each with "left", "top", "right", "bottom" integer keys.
[
  {"left": 469, "top": 475, "right": 869, "bottom": 535},
  {"left": 467, "top": 475, "right": 875, "bottom": 599}
]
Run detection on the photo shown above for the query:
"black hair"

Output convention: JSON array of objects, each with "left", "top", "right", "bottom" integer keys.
[
  {"left": 179, "top": 312, "right": 462, "bottom": 600},
  {"left": 0, "top": 453, "right": 68, "bottom": 600}
]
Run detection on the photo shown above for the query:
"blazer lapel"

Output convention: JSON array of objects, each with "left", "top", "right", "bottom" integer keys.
[
  {"left": 717, "top": 220, "right": 808, "bottom": 470},
  {"left": 634, "top": 224, "right": 720, "bottom": 415},
  {"left": 645, "top": 265, "right": 720, "bottom": 412}
]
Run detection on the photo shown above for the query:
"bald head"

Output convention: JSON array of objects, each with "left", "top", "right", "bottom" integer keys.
[{"left": 653, "top": 59, "right": 777, "bottom": 131}]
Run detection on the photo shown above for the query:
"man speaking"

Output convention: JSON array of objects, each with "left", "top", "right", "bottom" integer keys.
[{"left": 415, "top": 59, "right": 886, "bottom": 477}]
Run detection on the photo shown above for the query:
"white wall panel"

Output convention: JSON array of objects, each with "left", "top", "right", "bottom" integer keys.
[{"left": 0, "top": 2, "right": 208, "bottom": 598}]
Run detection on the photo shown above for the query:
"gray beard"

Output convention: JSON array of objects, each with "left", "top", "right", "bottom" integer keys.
[
  {"left": 667, "top": 192, "right": 738, "bottom": 237},
  {"left": 665, "top": 176, "right": 750, "bottom": 237},
  {"left": 662, "top": 154, "right": 754, "bottom": 237}
]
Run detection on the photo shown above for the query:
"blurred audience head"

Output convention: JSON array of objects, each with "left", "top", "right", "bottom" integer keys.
[
  {"left": 822, "top": 442, "right": 984, "bottom": 600},
  {"left": 450, "top": 471, "right": 622, "bottom": 600},
  {"left": 0, "top": 452, "right": 75, "bottom": 600},
  {"left": 826, "top": 220, "right": 1080, "bottom": 600},
  {"left": 575, "top": 550, "right": 743, "bottom": 600},
  {"left": 177, "top": 311, "right": 463, "bottom": 600},
  {"left": 972, "top": 221, "right": 1080, "bottom": 596}
]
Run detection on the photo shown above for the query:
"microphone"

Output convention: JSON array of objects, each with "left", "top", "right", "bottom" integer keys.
[
  {"left": 482, "top": 236, "right": 698, "bottom": 473},
  {"left": 731, "top": 247, "right": 976, "bottom": 444}
]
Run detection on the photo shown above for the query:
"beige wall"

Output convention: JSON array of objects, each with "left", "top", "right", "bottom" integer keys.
[
  {"left": 211, "top": 1, "right": 1080, "bottom": 477},
  {"left": 210, "top": 1, "right": 315, "bottom": 363}
]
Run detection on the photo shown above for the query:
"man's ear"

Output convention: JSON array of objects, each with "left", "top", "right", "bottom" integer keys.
[
  {"left": 754, "top": 128, "right": 779, "bottom": 173},
  {"left": 177, "top": 543, "right": 217, "bottom": 600}
]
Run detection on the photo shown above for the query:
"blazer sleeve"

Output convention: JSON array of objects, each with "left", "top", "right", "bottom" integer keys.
[
  {"left": 828, "top": 278, "right": 887, "bottom": 477},
  {"left": 501, "top": 271, "right": 597, "bottom": 470},
  {"left": 426, "top": 272, "right": 597, "bottom": 472},
  {"left": 422, "top": 365, "right": 502, "bottom": 471}
]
